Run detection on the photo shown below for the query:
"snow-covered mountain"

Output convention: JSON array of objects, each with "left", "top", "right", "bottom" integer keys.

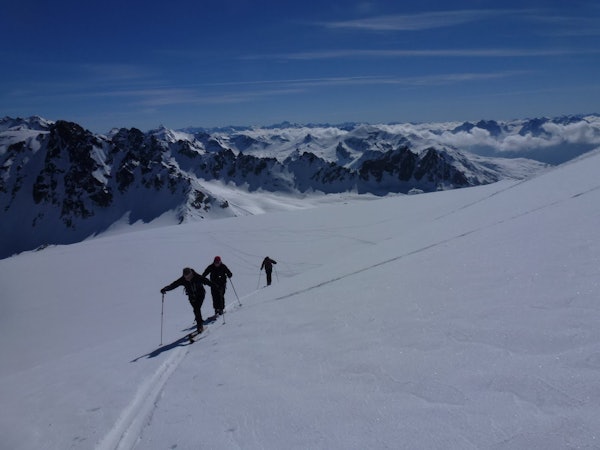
[
  {"left": 181, "top": 113, "right": 600, "bottom": 164},
  {"left": 3, "top": 114, "right": 599, "bottom": 259}
]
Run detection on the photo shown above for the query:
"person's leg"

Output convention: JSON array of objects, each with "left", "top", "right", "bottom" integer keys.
[
  {"left": 217, "top": 285, "right": 226, "bottom": 313},
  {"left": 191, "top": 298, "right": 204, "bottom": 331},
  {"left": 211, "top": 286, "right": 220, "bottom": 314}
]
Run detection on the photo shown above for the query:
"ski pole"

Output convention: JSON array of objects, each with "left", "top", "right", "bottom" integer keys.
[
  {"left": 274, "top": 266, "right": 279, "bottom": 283},
  {"left": 160, "top": 293, "right": 165, "bottom": 346},
  {"left": 221, "top": 289, "right": 226, "bottom": 324},
  {"left": 256, "top": 270, "right": 262, "bottom": 289},
  {"left": 229, "top": 278, "right": 242, "bottom": 306}
]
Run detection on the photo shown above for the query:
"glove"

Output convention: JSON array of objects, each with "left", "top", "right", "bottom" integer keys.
[{"left": 160, "top": 288, "right": 166, "bottom": 294}]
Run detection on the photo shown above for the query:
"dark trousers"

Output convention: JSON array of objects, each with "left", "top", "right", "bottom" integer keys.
[
  {"left": 189, "top": 296, "right": 204, "bottom": 325},
  {"left": 266, "top": 270, "right": 273, "bottom": 285},
  {"left": 210, "top": 285, "right": 225, "bottom": 312}
]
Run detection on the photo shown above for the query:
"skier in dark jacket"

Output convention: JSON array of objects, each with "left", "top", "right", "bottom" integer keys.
[
  {"left": 202, "top": 256, "right": 232, "bottom": 316},
  {"left": 160, "top": 267, "right": 216, "bottom": 333},
  {"left": 260, "top": 256, "right": 277, "bottom": 286}
]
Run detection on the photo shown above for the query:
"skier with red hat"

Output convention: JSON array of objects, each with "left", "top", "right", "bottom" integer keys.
[{"left": 202, "top": 256, "right": 233, "bottom": 316}]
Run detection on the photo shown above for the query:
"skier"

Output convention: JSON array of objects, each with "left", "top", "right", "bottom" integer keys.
[
  {"left": 202, "top": 256, "right": 233, "bottom": 316},
  {"left": 260, "top": 256, "right": 277, "bottom": 286},
  {"left": 160, "top": 268, "right": 216, "bottom": 333}
]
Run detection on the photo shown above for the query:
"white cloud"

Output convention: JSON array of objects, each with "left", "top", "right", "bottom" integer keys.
[{"left": 321, "top": 10, "right": 516, "bottom": 31}]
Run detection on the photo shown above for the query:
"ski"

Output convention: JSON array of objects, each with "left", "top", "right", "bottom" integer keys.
[
  {"left": 187, "top": 315, "right": 219, "bottom": 343},
  {"left": 187, "top": 327, "right": 209, "bottom": 343},
  {"left": 186, "top": 312, "right": 227, "bottom": 343}
]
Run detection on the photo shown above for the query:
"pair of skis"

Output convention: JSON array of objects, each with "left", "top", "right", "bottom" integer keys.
[
  {"left": 186, "top": 280, "right": 243, "bottom": 343},
  {"left": 187, "top": 329, "right": 206, "bottom": 343},
  {"left": 186, "top": 314, "right": 219, "bottom": 343}
]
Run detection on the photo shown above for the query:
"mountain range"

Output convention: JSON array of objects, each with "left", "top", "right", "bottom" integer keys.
[{"left": 1, "top": 113, "right": 599, "bottom": 259}]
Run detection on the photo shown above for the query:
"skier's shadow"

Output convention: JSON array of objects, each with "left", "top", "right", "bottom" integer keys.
[{"left": 130, "top": 326, "right": 196, "bottom": 362}]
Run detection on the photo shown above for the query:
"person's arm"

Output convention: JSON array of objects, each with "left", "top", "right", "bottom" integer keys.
[
  {"left": 161, "top": 277, "right": 183, "bottom": 294},
  {"left": 200, "top": 274, "right": 217, "bottom": 289}
]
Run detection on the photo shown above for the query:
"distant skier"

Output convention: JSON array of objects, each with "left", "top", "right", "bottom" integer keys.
[
  {"left": 202, "top": 256, "right": 233, "bottom": 316},
  {"left": 160, "top": 268, "right": 216, "bottom": 333},
  {"left": 260, "top": 256, "right": 277, "bottom": 286}
]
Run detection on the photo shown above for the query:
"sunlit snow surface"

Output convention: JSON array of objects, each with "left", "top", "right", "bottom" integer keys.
[{"left": 1, "top": 149, "right": 600, "bottom": 449}]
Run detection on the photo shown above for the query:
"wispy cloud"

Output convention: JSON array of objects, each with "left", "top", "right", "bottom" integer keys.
[
  {"left": 384, "top": 71, "right": 527, "bottom": 86},
  {"left": 243, "top": 47, "right": 598, "bottom": 61},
  {"left": 319, "top": 9, "right": 522, "bottom": 31},
  {"left": 88, "top": 86, "right": 307, "bottom": 107},
  {"left": 2, "top": 56, "right": 527, "bottom": 111},
  {"left": 206, "top": 71, "right": 526, "bottom": 91},
  {"left": 36, "top": 71, "right": 523, "bottom": 108}
]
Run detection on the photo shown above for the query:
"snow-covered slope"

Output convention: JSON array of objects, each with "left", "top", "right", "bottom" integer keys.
[{"left": 1, "top": 148, "right": 599, "bottom": 449}]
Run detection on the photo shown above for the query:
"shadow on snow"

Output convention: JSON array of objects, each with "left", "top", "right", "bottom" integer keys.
[
  {"left": 130, "top": 324, "right": 198, "bottom": 362},
  {"left": 130, "top": 335, "right": 193, "bottom": 362}
]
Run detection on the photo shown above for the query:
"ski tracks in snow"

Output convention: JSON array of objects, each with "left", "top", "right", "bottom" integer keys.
[
  {"left": 96, "top": 346, "right": 189, "bottom": 450},
  {"left": 266, "top": 180, "right": 600, "bottom": 306}
]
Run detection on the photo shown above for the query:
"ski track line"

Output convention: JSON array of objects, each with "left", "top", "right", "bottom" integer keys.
[
  {"left": 96, "top": 346, "right": 189, "bottom": 450},
  {"left": 265, "top": 183, "right": 600, "bottom": 306}
]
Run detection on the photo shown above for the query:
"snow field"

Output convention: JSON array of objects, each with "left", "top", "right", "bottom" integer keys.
[{"left": 1, "top": 149, "right": 600, "bottom": 449}]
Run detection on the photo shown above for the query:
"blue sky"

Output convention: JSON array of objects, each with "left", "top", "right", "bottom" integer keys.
[{"left": 2, "top": 0, "right": 599, "bottom": 132}]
